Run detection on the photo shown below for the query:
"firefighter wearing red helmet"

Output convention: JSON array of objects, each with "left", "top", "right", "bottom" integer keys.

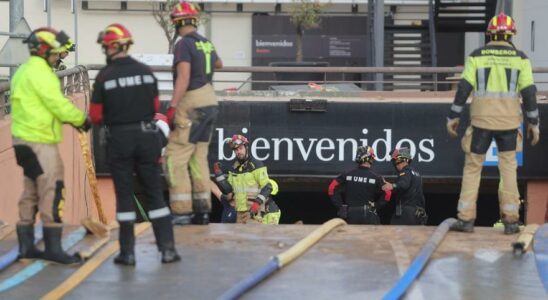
[
  {"left": 382, "top": 147, "right": 427, "bottom": 225},
  {"left": 90, "top": 24, "right": 180, "bottom": 265},
  {"left": 165, "top": 1, "right": 223, "bottom": 225},
  {"left": 328, "top": 146, "right": 390, "bottom": 225},
  {"left": 446, "top": 13, "right": 539, "bottom": 234},
  {"left": 11, "top": 27, "right": 90, "bottom": 264},
  {"left": 212, "top": 135, "right": 279, "bottom": 224}
]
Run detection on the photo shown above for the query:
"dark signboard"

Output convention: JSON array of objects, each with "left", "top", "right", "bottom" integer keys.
[
  {"left": 251, "top": 14, "right": 368, "bottom": 90},
  {"left": 93, "top": 101, "right": 548, "bottom": 179}
]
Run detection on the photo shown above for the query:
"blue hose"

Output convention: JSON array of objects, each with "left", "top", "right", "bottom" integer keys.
[
  {"left": 217, "top": 258, "right": 279, "bottom": 300},
  {"left": 383, "top": 218, "right": 456, "bottom": 300},
  {"left": 0, "top": 227, "right": 86, "bottom": 293},
  {"left": 533, "top": 223, "right": 548, "bottom": 292},
  {"left": 0, "top": 224, "right": 43, "bottom": 272}
]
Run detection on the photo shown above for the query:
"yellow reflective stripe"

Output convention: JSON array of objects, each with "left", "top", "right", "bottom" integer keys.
[{"left": 106, "top": 26, "right": 124, "bottom": 37}]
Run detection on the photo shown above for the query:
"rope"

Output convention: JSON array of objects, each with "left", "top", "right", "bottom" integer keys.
[
  {"left": 382, "top": 218, "right": 456, "bottom": 300},
  {"left": 78, "top": 131, "right": 107, "bottom": 224},
  {"left": 218, "top": 218, "right": 346, "bottom": 300},
  {"left": 134, "top": 195, "right": 149, "bottom": 222}
]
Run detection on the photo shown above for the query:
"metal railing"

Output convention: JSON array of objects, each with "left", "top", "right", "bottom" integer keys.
[{"left": 3, "top": 65, "right": 548, "bottom": 119}]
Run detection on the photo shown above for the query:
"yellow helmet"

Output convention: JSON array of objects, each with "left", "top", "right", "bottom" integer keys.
[{"left": 24, "top": 27, "right": 73, "bottom": 57}]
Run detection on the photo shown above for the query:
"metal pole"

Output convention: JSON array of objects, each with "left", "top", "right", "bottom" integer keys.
[
  {"left": 47, "top": 0, "right": 51, "bottom": 27},
  {"left": 9, "top": 0, "right": 24, "bottom": 77},
  {"left": 373, "top": 0, "right": 384, "bottom": 91},
  {"left": 72, "top": 0, "right": 79, "bottom": 65}
]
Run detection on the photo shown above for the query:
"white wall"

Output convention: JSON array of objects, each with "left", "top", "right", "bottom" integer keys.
[{"left": 513, "top": 0, "right": 548, "bottom": 90}]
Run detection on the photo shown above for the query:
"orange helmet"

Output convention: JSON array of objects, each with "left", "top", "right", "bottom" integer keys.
[
  {"left": 171, "top": 1, "right": 200, "bottom": 26},
  {"left": 97, "top": 23, "right": 133, "bottom": 49},
  {"left": 227, "top": 134, "right": 249, "bottom": 150},
  {"left": 24, "top": 27, "right": 73, "bottom": 58},
  {"left": 486, "top": 13, "right": 516, "bottom": 38}
]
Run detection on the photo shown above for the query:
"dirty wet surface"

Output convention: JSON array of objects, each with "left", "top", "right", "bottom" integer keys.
[{"left": 0, "top": 224, "right": 545, "bottom": 299}]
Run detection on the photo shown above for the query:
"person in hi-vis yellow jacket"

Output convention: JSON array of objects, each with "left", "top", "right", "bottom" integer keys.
[
  {"left": 212, "top": 135, "right": 281, "bottom": 224},
  {"left": 447, "top": 13, "right": 540, "bottom": 235}
]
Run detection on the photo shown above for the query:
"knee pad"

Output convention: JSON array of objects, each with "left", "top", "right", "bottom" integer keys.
[{"left": 13, "top": 145, "right": 44, "bottom": 180}]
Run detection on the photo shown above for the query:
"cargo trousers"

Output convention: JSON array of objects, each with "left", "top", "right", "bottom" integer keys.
[
  {"left": 12, "top": 138, "right": 65, "bottom": 226},
  {"left": 457, "top": 126, "right": 522, "bottom": 223},
  {"left": 165, "top": 84, "right": 218, "bottom": 216}
]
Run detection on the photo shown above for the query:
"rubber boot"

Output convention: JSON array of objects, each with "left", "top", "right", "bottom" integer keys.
[
  {"left": 503, "top": 221, "right": 520, "bottom": 235},
  {"left": 449, "top": 219, "right": 475, "bottom": 233},
  {"left": 172, "top": 213, "right": 193, "bottom": 225},
  {"left": 42, "top": 226, "right": 81, "bottom": 264},
  {"left": 191, "top": 213, "right": 210, "bottom": 225},
  {"left": 16, "top": 224, "right": 43, "bottom": 260},
  {"left": 151, "top": 216, "right": 181, "bottom": 264},
  {"left": 114, "top": 221, "right": 136, "bottom": 266}
]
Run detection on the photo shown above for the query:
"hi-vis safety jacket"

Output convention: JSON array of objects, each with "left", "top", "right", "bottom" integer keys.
[
  {"left": 10, "top": 56, "right": 86, "bottom": 144},
  {"left": 449, "top": 41, "right": 539, "bottom": 130},
  {"left": 227, "top": 157, "right": 272, "bottom": 212}
]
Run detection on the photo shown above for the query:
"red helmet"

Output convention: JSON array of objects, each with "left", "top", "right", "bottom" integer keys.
[
  {"left": 227, "top": 134, "right": 249, "bottom": 150},
  {"left": 486, "top": 13, "right": 516, "bottom": 37},
  {"left": 355, "top": 146, "right": 375, "bottom": 164},
  {"left": 24, "top": 27, "right": 73, "bottom": 58},
  {"left": 171, "top": 1, "right": 199, "bottom": 26},
  {"left": 97, "top": 23, "right": 133, "bottom": 49}
]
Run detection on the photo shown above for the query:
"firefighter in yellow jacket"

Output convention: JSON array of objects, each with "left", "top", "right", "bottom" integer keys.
[
  {"left": 213, "top": 135, "right": 280, "bottom": 224},
  {"left": 11, "top": 27, "right": 90, "bottom": 264},
  {"left": 447, "top": 13, "right": 540, "bottom": 234}
]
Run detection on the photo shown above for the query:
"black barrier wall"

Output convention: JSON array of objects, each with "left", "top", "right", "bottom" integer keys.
[{"left": 93, "top": 101, "right": 548, "bottom": 179}]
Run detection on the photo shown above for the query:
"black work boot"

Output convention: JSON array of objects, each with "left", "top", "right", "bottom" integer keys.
[
  {"left": 191, "top": 213, "right": 210, "bottom": 225},
  {"left": 172, "top": 213, "right": 192, "bottom": 225},
  {"left": 151, "top": 216, "right": 181, "bottom": 264},
  {"left": 449, "top": 219, "right": 475, "bottom": 233},
  {"left": 114, "top": 221, "right": 136, "bottom": 266},
  {"left": 503, "top": 221, "right": 520, "bottom": 235},
  {"left": 16, "top": 224, "right": 43, "bottom": 260},
  {"left": 42, "top": 226, "right": 81, "bottom": 264}
]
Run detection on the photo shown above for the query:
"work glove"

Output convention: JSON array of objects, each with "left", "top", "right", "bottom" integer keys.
[
  {"left": 75, "top": 116, "right": 92, "bottom": 132},
  {"left": 527, "top": 123, "right": 540, "bottom": 146},
  {"left": 446, "top": 117, "right": 460, "bottom": 138},
  {"left": 166, "top": 106, "right": 176, "bottom": 129},
  {"left": 213, "top": 162, "right": 223, "bottom": 176},
  {"left": 249, "top": 201, "right": 261, "bottom": 217}
]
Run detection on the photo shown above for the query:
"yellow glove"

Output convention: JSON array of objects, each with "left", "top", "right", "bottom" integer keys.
[
  {"left": 527, "top": 123, "right": 540, "bottom": 146},
  {"left": 446, "top": 118, "right": 460, "bottom": 138}
]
